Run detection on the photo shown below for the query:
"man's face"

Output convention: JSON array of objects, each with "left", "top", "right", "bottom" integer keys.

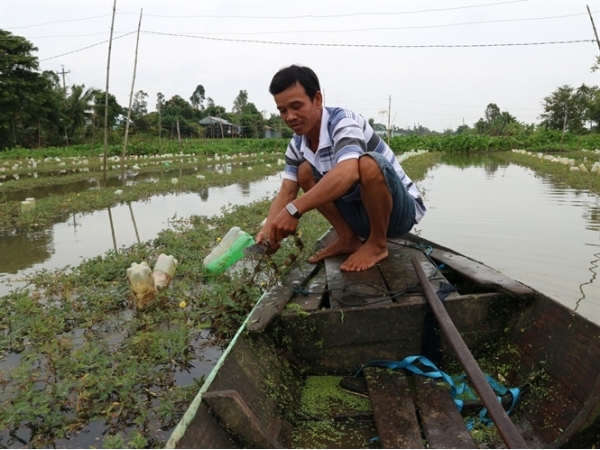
[{"left": 274, "top": 82, "right": 322, "bottom": 136}]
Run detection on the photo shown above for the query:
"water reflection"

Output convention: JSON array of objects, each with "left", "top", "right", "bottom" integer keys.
[
  {"left": 0, "top": 174, "right": 283, "bottom": 297},
  {"left": 0, "top": 229, "right": 54, "bottom": 274}
]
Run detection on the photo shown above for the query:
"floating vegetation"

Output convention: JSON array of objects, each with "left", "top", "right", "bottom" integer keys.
[
  {"left": 293, "top": 376, "right": 376, "bottom": 449},
  {"left": 0, "top": 198, "right": 330, "bottom": 448}
]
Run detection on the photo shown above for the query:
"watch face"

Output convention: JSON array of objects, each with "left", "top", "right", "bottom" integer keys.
[{"left": 286, "top": 203, "right": 300, "bottom": 218}]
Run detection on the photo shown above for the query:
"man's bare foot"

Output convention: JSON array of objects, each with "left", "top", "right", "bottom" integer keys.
[
  {"left": 308, "top": 236, "right": 363, "bottom": 264},
  {"left": 340, "top": 242, "right": 388, "bottom": 272}
]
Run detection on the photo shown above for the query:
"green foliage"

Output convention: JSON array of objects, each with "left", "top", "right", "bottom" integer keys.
[{"left": 0, "top": 30, "right": 66, "bottom": 149}]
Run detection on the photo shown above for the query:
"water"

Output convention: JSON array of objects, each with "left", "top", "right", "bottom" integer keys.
[
  {"left": 0, "top": 174, "right": 284, "bottom": 296},
  {"left": 416, "top": 156, "right": 600, "bottom": 325},
  {"left": 1, "top": 156, "right": 598, "bottom": 324}
]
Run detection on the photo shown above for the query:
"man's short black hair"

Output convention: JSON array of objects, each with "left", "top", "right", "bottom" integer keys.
[{"left": 269, "top": 65, "right": 321, "bottom": 100}]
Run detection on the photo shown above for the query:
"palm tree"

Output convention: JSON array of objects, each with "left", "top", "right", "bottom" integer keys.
[{"left": 65, "top": 84, "right": 99, "bottom": 140}]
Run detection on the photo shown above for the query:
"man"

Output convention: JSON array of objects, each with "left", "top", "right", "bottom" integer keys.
[{"left": 256, "top": 65, "right": 426, "bottom": 272}]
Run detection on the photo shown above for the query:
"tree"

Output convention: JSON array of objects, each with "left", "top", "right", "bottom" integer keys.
[
  {"left": 156, "top": 92, "right": 165, "bottom": 138},
  {"left": 0, "top": 30, "right": 65, "bottom": 148},
  {"left": 539, "top": 85, "right": 588, "bottom": 133},
  {"left": 190, "top": 84, "right": 205, "bottom": 111},
  {"left": 484, "top": 103, "right": 501, "bottom": 123},
  {"left": 64, "top": 84, "right": 99, "bottom": 139},
  {"left": 94, "top": 91, "right": 123, "bottom": 130},
  {"left": 232, "top": 90, "right": 249, "bottom": 116},
  {"left": 162, "top": 95, "right": 199, "bottom": 138},
  {"left": 129, "top": 90, "right": 149, "bottom": 133},
  {"left": 204, "top": 97, "right": 228, "bottom": 120}
]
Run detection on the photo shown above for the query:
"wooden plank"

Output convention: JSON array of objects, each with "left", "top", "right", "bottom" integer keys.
[
  {"left": 277, "top": 293, "right": 520, "bottom": 373},
  {"left": 430, "top": 249, "right": 534, "bottom": 297},
  {"left": 206, "top": 335, "right": 294, "bottom": 448},
  {"left": 289, "top": 269, "right": 326, "bottom": 312},
  {"left": 396, "top": 233, "right": 533, "bottom": 297},
  {"left": 324, "top": 255, "right": 392, "bottom": 309},
  {"left": 203, "top": 390, "right": 282, "bottom": 449},
  {"left": 363, "top": 367, "right": 424, "bottom": 448},
  {"left": 174, "top": 401, "right": 238, "bottom": 449},
  {"left": 512, "top": 294, "right": 600, "bottom": 445},
  {"left": 247, "top": 262, "right": 321, "bottom": 332},
  {"left": 414, "top": 376, "right": 478, "bottom": 449},
  {"left": 378, "top": 243, "right": 460, "bottom": 302}
]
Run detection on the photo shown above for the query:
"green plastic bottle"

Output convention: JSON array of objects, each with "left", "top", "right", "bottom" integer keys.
[{"left": 203, "top": 227, "right": 255, "bottom": 276}]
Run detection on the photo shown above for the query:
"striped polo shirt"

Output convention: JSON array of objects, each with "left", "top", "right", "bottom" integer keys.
[{"left": 283, "top": 106, "right": 426, "bottom": 223}]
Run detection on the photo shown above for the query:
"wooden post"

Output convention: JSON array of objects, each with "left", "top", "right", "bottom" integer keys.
[
  {"left": 121, "top": 8, "right": 143, "bottom": 178},
  {"left": 102, "top": 0, "right": 117, "bottom": 182},
  {"left": 176, "top": 118, "right": 182, "bottom": 152}
]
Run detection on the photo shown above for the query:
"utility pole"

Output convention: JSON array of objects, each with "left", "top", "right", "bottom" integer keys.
[
  {"left": 57, "top": 65, "right": 70, "bottom": 146},
  {"left": 57, "top": 65, "right": 70, "bottom": 94}
]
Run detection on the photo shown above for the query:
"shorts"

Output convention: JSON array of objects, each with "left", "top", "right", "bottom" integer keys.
[{"left": 311, "top": 152, "right": 417, "bottom": 239}]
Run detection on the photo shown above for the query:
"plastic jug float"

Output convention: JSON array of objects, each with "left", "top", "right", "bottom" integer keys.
[
  {"left": 153, "top": 254, "right": 178, "bottom": 288},
  {"left": 203, "top": 226, "right": 255, "bottom": 276},
  {"left": 126, "top": 262, "right": 156, "bottom": 310}
]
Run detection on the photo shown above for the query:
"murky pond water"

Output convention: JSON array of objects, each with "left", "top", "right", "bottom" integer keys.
[
  {"left": 417, "top": 155, "right": 599, "bottom": 325},
  {"left": 0, "top": 174, "right": 284, "bottom": 296},
  {"left": 1, "top": 155, "right": 598, "bottom": 325}
]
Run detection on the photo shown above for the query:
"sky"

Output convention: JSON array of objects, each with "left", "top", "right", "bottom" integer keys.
[{"left": 2, "top": 0, "right": 600, "bottom": 132}]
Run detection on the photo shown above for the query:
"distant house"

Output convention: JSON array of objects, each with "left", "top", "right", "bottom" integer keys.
[
  {"left": 199, "top": 117, "right": 241, "bottom": 138},
  {"left": 262, "top": 126, "right": 282, "bottom": 139}
]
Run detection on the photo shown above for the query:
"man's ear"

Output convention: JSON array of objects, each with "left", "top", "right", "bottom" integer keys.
[{"left": 314, "top": 91, "right": 323, "bottom": 107}]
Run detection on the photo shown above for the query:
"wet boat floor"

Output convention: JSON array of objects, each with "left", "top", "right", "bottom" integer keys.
[{"left": 289, "top": 239, "right": 477, "bottom": 449}]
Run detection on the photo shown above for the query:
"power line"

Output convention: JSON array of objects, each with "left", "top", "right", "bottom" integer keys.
[
  {"left": 3, "top": 0, "right": 528, "bottom": 30},
  {"left": 124, "top": 0, "right": 529, "bottom": 20},
  {"left": 19, "top": 9, "right": 598, "bottom": 41},
  {"left": 5, "top": 14, "right": 112, "bottom": 30},
  {"left": 142, "top": 31, "right": 594, "bottom": 49},
  {"left": 39, "top": 31, "right": 136, "bottom": 61}
]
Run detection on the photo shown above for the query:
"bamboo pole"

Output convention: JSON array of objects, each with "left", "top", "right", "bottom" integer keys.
[
  {"left": 102, "top": 0, "right": 117, "bottom": 183},
  {"left": 121, "top": 8, "right": 143, "bottom": 183},
  {"left": 587, "top": 5, "right": 600, "bottom": 52}
]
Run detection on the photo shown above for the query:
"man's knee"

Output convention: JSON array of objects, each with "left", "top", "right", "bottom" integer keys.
[
  {"left": 358, "top": 154, "right": 384, "bottom": 183},
  {"left": 298, "top": 161, "right": 316, "bottom": 191}
]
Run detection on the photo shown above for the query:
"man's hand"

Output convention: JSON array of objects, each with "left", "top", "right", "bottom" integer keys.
[{"left": 268, "top": 207, "right": 299, "bottom": 250}]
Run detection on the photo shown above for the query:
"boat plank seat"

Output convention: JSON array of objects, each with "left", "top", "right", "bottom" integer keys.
[
  {"left": 364, "top": 367, "right": 478, "bottom": 449},
  {"left": 379, "top": 242, "right": 461, "bottom": 303},
  {"left": 363, "top": 367, "right": 424, "bottom": 448},
  {"left": 325, "top": 255, "right": 392, "bottom": 309},
  {"left": 289, "top": 270, "right": 326, "bottom": 312},
  {"left": 414, "top": 376, "right": 478, "bottom": 449}
]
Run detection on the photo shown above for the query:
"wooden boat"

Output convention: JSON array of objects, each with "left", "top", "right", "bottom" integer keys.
[{"left": 165, "top": 232, "right": 600, "bottom": 449}]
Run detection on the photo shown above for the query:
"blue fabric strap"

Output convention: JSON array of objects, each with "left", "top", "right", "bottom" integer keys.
[{"left": 355, "top": 355, "right": 520, "bottom": 430}]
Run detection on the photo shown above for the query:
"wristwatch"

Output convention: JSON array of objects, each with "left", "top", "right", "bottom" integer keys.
[{"left": 286, "top": 202, "right": 302, "bottom": 219}]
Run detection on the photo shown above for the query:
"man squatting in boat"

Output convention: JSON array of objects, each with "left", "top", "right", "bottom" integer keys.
[{"left": 255, "top": 65, "right": 426, "bottom": 272}]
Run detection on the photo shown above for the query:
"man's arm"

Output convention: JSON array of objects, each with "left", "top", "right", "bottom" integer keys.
[
  {"left": 267, "top": 158, "right": 360, "bottom": 248},
  {"left": 256, "top": 178, "right": 300, "bottom": 250},
  {"left": 293, "top": 158, "right": 359, "bottom": 213}
]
